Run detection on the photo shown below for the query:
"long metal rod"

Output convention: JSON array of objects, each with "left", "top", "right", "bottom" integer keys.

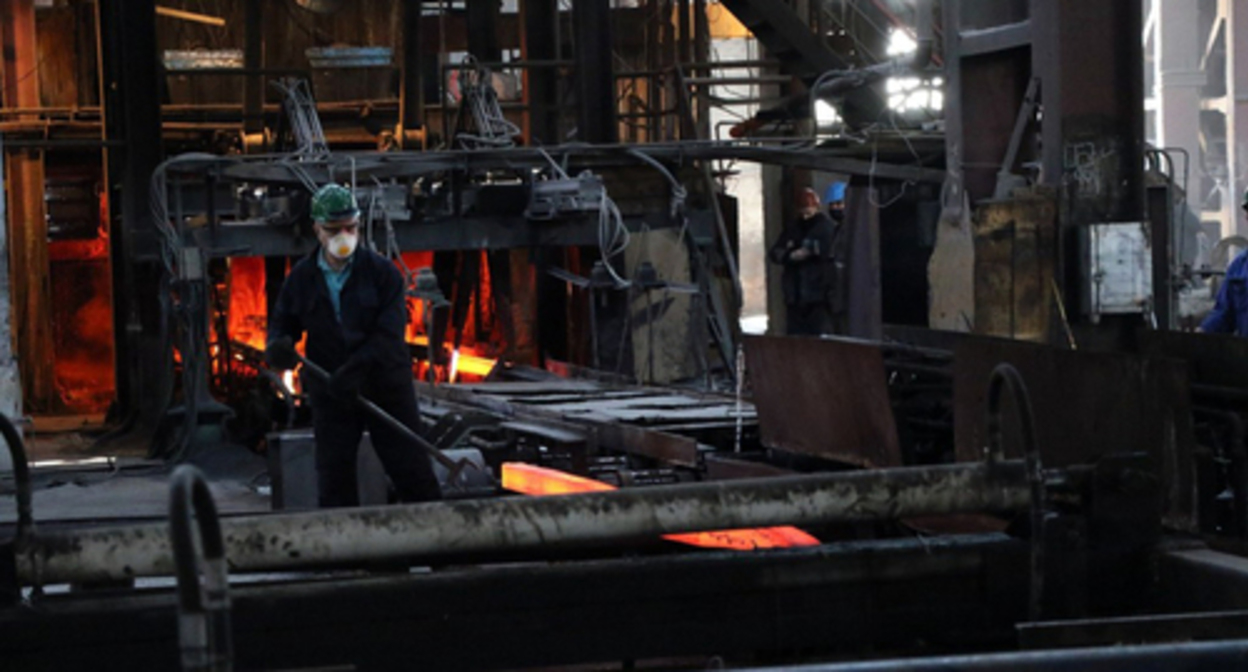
[
  {"left": 15, "top": 461, "right": 1030, "bottom": 585},
  {"left": 743, "top": 638, "right": 1248, "bottom": 671},
  {"left": 294, "top": 354, "right": 471, "bottom": 478}
]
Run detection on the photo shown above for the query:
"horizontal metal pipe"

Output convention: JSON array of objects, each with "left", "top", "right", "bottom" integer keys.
[
  {"left": 15, "top": 462, "right": 1029, "bottom": 586},
  {"left": 156, "top": 5, "right": 226, "bottom": 26},
  {"left": 747, "top": 638, "right": 1248, "bottom": 671}
]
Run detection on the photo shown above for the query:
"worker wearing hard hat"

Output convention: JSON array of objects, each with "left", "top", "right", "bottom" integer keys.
[
  {"left": 1201, "top": 189, "right": 1248, "bottom": 337},
  {"left": 769, "top": 185, "right": 848, "bottom": 336},
  {"left": 266, "top": 184, "right": 441, "bottom": 507}
]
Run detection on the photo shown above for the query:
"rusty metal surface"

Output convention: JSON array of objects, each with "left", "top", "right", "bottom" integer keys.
[
  {"left": 594, "top": 422, "right": 703, "bottom": 468},
  {"left": 17, "top": 461, "right": 1030, "bottom": 585},
  {"left": 744, "top": 336, "right": 901, "bottom": 468},
  {"left": 704, "top": 454, "right": 795, "bottom": 480},
  {"left": 424, "top": 379, "right": 751, "bottom": 468},
  {"left": 952, "top": 337, "right": 1194, "bottom": 527}
]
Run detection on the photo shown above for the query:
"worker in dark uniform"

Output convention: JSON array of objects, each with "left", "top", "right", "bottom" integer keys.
[
  {"left": 1201, "top": 189, "right": 1248, "bottom": 337},
  {"left": 266, "top": 184, "right": 441, "bottom": 507},
  {"left": 769, "top": 186, "right": 846, "bottom": 336}
]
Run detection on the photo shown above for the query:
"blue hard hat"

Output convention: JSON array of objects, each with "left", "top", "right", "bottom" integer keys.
[{"left": 824, "top": 182, "right": 847, "bottom": 204}]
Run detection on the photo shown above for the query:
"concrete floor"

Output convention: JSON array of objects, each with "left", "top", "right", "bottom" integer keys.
[{"left": 1, "top": 422, "right": 271, "bottom": 526}]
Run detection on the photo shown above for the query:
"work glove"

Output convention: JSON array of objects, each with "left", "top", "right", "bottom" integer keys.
[
  {"left": 329, "top": 358, "right": 368, "bottom": 401},
  {"left": 265, "top": 336, "right": 299, "bottom": 371}
]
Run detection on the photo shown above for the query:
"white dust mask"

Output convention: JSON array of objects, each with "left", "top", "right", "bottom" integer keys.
[{"left": 327, "top": 231, "right": 358, "bottom": 260}]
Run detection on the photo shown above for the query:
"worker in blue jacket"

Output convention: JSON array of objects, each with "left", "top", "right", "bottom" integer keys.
[
  {"left": 266, "top": 184, "right": 441, "bottom": 507},
  {"left": 1201, "top": 190, "right": 1248, "bottom": 336}
]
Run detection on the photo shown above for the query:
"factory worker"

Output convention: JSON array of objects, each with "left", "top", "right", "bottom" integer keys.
[
  {"left": 769, "top": 186, "right": 848, "bottom": 336},
  {"left": 266, "top": 184, "right": 441, "bottom": 507},
  {"left": 1201, "top": 189, "right": 1248, "bottom": 337}
]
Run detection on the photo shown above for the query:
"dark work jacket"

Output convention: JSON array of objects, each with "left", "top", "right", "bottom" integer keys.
[
  {"left": 769, "top": 212, "right": 845, "bottom": 308},
  {"left": 268, "top": 247, "right": 412, "bottom": 395}
]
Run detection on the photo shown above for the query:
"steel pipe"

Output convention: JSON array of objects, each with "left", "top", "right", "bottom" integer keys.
[
  {"left": 15, "top": 462, "right": 1030, "bottom": 585},
  {"left": 742, "top": 638, "right": 1248, "bottom": 671}
]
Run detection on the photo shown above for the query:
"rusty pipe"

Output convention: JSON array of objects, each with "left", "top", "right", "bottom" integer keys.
[{"left": 14, "top": 462, "right": 1031, "bottom": 586}]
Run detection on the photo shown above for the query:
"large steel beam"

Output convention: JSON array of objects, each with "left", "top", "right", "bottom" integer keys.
[
  {"left": 99, "top": 0, "right": 164, "bottom": 428},
  {"left": 522, "top": 0, "right": 559, "bottom": 145},
  {"left": 1, "top": 0, "right": 54, "bottom": 411},
  {"left": 242, "top": 0, "right": 264, "bottom": 137},
  {"left": 14, "top": 462, "right": 1030, "bottom": 585},
  {"left": 1034, "top": 0, "right": 1146, "bottom": 224},
  {"left": 191, "top": 210, "right": 715, "bottom": 257},
  {"left": 0, "top": 136, "right": 16, "bottom": 431},
  {"left": 399, "top": 0, "right": 424, "bottom": 141},
  {"left": 573, "top": 0, "right": 616, "bottom": 143},
  {"left": 467, "top": 0, "right": 502, "bottom": 64},
  {"left": 218, "top": 143, "right": 947, "bottom": 185}
]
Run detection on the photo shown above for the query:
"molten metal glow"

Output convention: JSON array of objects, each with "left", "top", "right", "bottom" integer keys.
[
  {"left": 227, "top": 257, "right": 268, "bottom": 350},
  {"left": 50, "top": 227, "right": 116, "bottom": 412},
  {"left": 455, "top": 350, "right": 497, "bottom": 377},
  {"left": 501, "top": 463, "right": 820, "bottom": 551}
]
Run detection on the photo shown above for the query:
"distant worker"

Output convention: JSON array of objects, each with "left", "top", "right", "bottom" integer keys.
[
  {"left": 266, "top": 184, "right": 442, "bottom": 507},
  {"left": 825, "top": 181, "right": 847, "bottom": 221},
  {"left": 1200, "top": 189, "right": 1248, "bottom": 336},
  {"left": 769, "top": 185, "right": 847, "bottom": 336}
]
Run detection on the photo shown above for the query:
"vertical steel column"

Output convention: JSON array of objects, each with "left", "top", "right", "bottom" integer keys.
[
  {"left": 100, "top": 0, "right": 164, "bottom": 428},
  {"left": 942, "top": 0, "right": 1033, "bottom": 205},
  {"left": 468, "top": 0, "right": 502, "bottom": 64},
  {"left": 678, "top": 0, "right": 692, "bottom": 66},
  {"left": 574, "top": 0, "right": 617, "bottom": 144},
  {"left": 243, "top": 0, "right": 264, "bottom": 139},
  {"left": 1032, "top": 0, "right": 1145, "bottom": 343},
  {"left": 400, "top": 0, "right": 424, "bottom": 144},
  {"left": 1034, "top": 0, "right": 1145, "bottom": 224},
  {"left": 845, "top": 187, "right": 883, "bottom": 340},
  {"left": 1, "top": 0, "right": 53, "bottom": 412},
  {"left": 523, "top": 0, "right": 559, "bottom": 145},
  {"left": 0, "top": 136, "right": 18, "bottom": 428},
  {"left": 693, "top": 0, "right": 710, "bottom": 138}
]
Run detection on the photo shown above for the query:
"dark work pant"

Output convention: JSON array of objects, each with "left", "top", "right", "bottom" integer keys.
[
  {"left": 310, "top": 383, "right": 443, "bottom": 508},
  {"left": 786, "top": 303, "right": 835, "bottom": 336}
]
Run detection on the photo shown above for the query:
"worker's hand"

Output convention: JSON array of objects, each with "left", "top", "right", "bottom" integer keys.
[
  {"left": 265, "top": 336, "right": 299, "bottom": 371},
  {"left": 790, "top": 248, "right": 812, "bottom": 262},
  {"left": 329, "top": 360, "right": 367, "bottom": 401}
]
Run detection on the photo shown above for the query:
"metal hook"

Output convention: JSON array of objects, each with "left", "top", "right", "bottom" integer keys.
[
  {"left": 170, "top": 465, "right": 232, "bottom": 672},
  {"left": 983, "top": 363, "right": 1047, "bottom": 621}
]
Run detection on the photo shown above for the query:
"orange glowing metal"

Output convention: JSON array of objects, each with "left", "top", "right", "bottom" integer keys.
[
  {"left": 501, "top": 463, "right": 820, "bottom": 551},
  {"left": 455, "top": 350, "right": 497, "bottom": 377}
]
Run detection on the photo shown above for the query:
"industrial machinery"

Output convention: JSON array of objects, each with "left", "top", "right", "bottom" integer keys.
[{"left": 6, "top": 1, "right": 1248, "bottom": 670}]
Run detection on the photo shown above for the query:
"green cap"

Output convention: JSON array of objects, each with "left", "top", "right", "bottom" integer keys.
[{"left": 310, "top": 184, "right": 360, "bottom": 223}]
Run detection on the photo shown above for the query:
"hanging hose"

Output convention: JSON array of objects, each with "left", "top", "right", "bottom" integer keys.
[
  {"left": 0, "top": 412, "right": 34, "bottom": 604},
  {"left": 170, "top": 465, "right": 232, "bottom": 672},
  {"left": 983, "top": 363, "right": 1046, "bottom": 621}
]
